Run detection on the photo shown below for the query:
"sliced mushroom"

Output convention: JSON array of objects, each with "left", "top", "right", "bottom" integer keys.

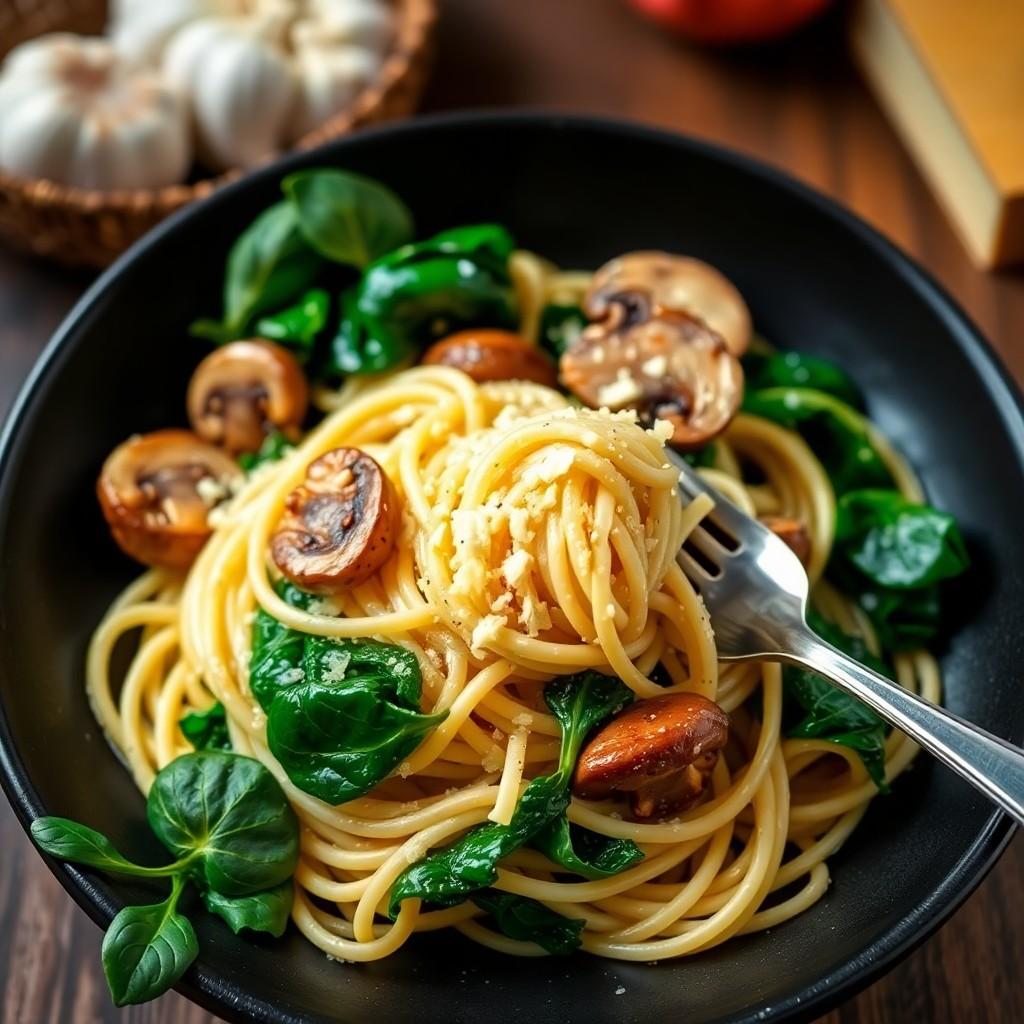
[
  {"left": 97, "top": 429, "right": 242, "bottom": 569},
  {"left": 187, "top": 339, "right": 308, "bottom": 456},
  {"left": 586, "top": 251, "right": 751, "bottom": 357},
  {"left": 422, "top": 329, "right": 559, "bottom": 388},
  {"left": 271, "top": 447, "right": 398, "bottom": 593},
  {"left": 560, "top": 304, "right": 743, "bottom": 450},
  {"left": 761, "top": 515, "right": 811, "bottom": 567},
  {"left": 573, "top": 692, "right": 729, "bottom": 820}
]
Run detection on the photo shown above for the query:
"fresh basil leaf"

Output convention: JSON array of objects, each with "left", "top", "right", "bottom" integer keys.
[
  {"left": 191, "top": 201, "right": 322, "bottom": 344},
  {"left": 266, "top": 672, "right": 447, "bottom": 805},
  {"left": 283, "top": 169, "right": 414, "bottom": 269},
  {"left": 30, "top": 817, "right": 179, "bottom": 878},
  {"left": 146, "top": 751, "right": 300, "bottom": 897},
  {"left": 784, "top": 610, "right": 889, "bottom": 791},
  {"left": 388, "top": 671, "right": 632, "bottom": 915},
  {"left": 202, "top": 879, "right": 293, "bottom": 937},
  {"left": 538, "top": 304, "right": 586, "bottom": 359},
  {"left": 531, "top": 816, "right": 643, "bottom": 879},
  {"left": 254, "top": 287, "right": 330, "bottom": 360},
  {"left": 742, "top": 351, "right": 862, "bottom": 408},
  {"left": 832, "top": 489, "right": 969, "bottom": 589},
  {"left": 101, "top": 878, "right": 197, "bottom": 1007},
  {"left": 324, "top": 224, "right": 518, "bottom": 376},
  {"left": 742, "top": 387, "right": 892, "bottom": 496},
  {"left": 238, "top": 431, "right": 293, "bottom": 474},
  {"left": 471, "top": 890, "right": 585, "bottom": 955},
  {"left": 179, "top": 702, "right": 231, "bottom": 752}
]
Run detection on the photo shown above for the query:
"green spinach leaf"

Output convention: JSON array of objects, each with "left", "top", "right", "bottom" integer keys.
[
  {"left": 250, "top": 584, "right": 443, "bottom": 804},
  {"left": 179, "top": 702, "right": 231, "bottom": 751},
  {"left": 238, "top": 431, "right": 293, "bottom": 474},
  {"left": 832, "top": 489, "right": 969, "bottom": 589},
  {"left": 266, "top": 666, "right": 447, "bottom": 805},
  {"left": 283, "top": 169, "right": 414, "bottom": 268},
  {"left": 202, "top": 879, "right": 293, "bottom": 937},
  {"left": 742, "top": 351, "right": 862, "bottom": 408},
  {"left": 31, "top": 751, "right": 300, "bottom": 1007},
  {"left": 531, "top": 816, "right": 643, "bottom": 879},
  {"left": 850, "top": 582, "right": 942, "bottom": 652},
  {"left": 682, "top": 442, "right": 717, "bottom": 469},
  {"left": 249, "top": 579, "right": 318, "bottom": 711},
  {"left": 254, "top": 287, "right": 330, "bottom": 361},
  {"left": 191, "top": 201, "right": 321, "bottom": 344},
  {"left": 742, "top": 387, "right": 892, "bottom": 495},
  {"left": 101, "top": 877, "right": 197, "bottom": 1007},
  {"left": 784, "top": 610, "right": 889, "bottom": 790},
  {"left": 326, "top": 224, "right": 518, "bottom": 375},
  {"left": 388, "top": 671, "right": 632, "bottom": 915},
  {"left": 471, "top": 890, "right": 585, "bottom": 955},
  {"left": 30, "top": 818, "right": 183, "bottom": 878},
  {"left": 538, "top": 304, "right": 586, "bottom": 359},
  {"left": 147, "top": 751, "right": 300, "bottom": 897}
]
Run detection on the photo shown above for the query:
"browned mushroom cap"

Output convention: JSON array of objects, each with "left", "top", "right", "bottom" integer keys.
[
  {"left": 187, "top": 340, "right": 308, "bottom": 455},
  {"left": 560, "top": 304, "right": 743, "bottom": 450},
  {"left": 271, "top": 447, "right": 399, "bottom": 593},
  {"left": 573, "top": 692, "right": 729, "bottom": 820},
  {"left": 585, "top": 251, "right": 751, "bottom": 357},
  {"left": 422, "top": 329, "right": 559, "bottom": 388},
  {"left": 760, "top": 516, "right": 811, "bottom": 567},
  {"left": 97, "top": 429, "right": 242, "bottom": 569}
]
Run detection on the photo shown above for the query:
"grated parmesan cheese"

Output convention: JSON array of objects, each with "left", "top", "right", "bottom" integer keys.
[
  {"left": 319, "top": 649, "right": 351, "bottom": 683},
  {"left": 641, "top": 354, "right": 668, "bottom": 377},
  {"left": 471, "top": 614, "right": 506, "bottom": 654},
  {"left": 649, "top": 418, "right": 674, "bottom": 443},
  {"left": 596, "top": 368, "right": 643, "bottom": 409},
  {"left": 196, "top": 476, "right": 229, "bottom": 505}
]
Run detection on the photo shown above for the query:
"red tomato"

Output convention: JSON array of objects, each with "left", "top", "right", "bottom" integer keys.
[{"left": 629, "top": 0, "right": 832, "bottom": 44}]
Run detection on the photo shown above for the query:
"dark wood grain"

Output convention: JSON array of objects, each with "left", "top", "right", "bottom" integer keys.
[{"left": 0, "top": 0, "right": 1021, "bottom": 1020}]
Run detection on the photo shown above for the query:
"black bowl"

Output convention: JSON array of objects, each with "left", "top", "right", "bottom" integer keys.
[{"left": 0, "top": 113, "right": 1021, "bottom": 1024}]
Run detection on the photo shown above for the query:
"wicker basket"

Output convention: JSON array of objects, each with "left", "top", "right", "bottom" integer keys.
[{"left": 0, "top": 0, "right": 437, "bottom": 267}]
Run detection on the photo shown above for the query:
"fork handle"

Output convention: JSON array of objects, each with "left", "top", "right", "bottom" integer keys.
[{"left": 786, "top": 627, "right": 1024, "bottom": 827}]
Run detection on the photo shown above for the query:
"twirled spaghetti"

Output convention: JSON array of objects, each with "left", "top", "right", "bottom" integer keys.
[{"left": 86, "top": 261, "right": 941, "bottom": 963}]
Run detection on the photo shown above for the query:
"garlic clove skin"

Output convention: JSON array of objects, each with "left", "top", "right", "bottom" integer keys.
[
  {"left": 0, "top": 34, "right": 191, "bottom": 190},
  {"left": 163, "top": 17, "right": 297, "bottom": 172},
  {"left": 285, "top": 0, "right": 393, "bottom": 144},
  {"left": 108, "top": 0, "right": 245, "bottom": 67},
  {"left": 305, "top": 0, "right": 395, "bottom": 54},
  {"left": 287, "top": 43, "right": 379, "bottom": 141}
]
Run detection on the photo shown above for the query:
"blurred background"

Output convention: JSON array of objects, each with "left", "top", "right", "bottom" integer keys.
[{"left": 0, "top": 0, "right": 1021, "bottom": 1020}]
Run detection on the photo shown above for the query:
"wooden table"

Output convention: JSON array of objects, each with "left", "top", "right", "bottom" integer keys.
[{"left": 0, "top": 1, "right": 1021, "bottom": 1020}]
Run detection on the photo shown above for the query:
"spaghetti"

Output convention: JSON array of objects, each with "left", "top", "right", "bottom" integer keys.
[{"left": 86, "top": 246, "right": 941, "bottom": 960}]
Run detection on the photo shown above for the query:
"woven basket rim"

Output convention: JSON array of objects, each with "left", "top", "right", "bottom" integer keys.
[{"left": 0, "top": 0, "right": 437, "bottom": 213}]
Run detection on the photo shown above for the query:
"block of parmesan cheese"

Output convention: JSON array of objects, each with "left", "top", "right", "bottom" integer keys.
[{"left": 850, "top": 0, "right": 1024, "bottom": 268}]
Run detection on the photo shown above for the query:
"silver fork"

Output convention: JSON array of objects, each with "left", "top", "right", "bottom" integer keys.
[{"left": 670, "top": 453, "right": 1024, "bottom": 826}]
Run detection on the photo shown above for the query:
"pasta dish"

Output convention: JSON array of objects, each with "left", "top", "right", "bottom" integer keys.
[{"left": 31, "top": 169, "right": 969, "bottom": 1006}]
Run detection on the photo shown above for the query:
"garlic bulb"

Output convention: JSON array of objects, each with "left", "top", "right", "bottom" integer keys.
[
  {"left": 163, "top": 16, "right": 297, "bottom": 171},
  {"left": 285, "top": 0, "right": 393, "bottom": 142},
  {"left": 108, "top": 0, "right": 244, "bottom": 66},
  {"left": 304, "top": 0, "right": 394, "bottom": 52},
  {"left": 288, "top": 19, "right": 382, "bottom": 139},
  {"left": 0, "top": 34, "right": 191, "bottom": 190}
]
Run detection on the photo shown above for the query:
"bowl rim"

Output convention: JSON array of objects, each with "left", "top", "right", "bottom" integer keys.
[{"left": 0, "top": 110, "right": 1019, "bottom": 1024}]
